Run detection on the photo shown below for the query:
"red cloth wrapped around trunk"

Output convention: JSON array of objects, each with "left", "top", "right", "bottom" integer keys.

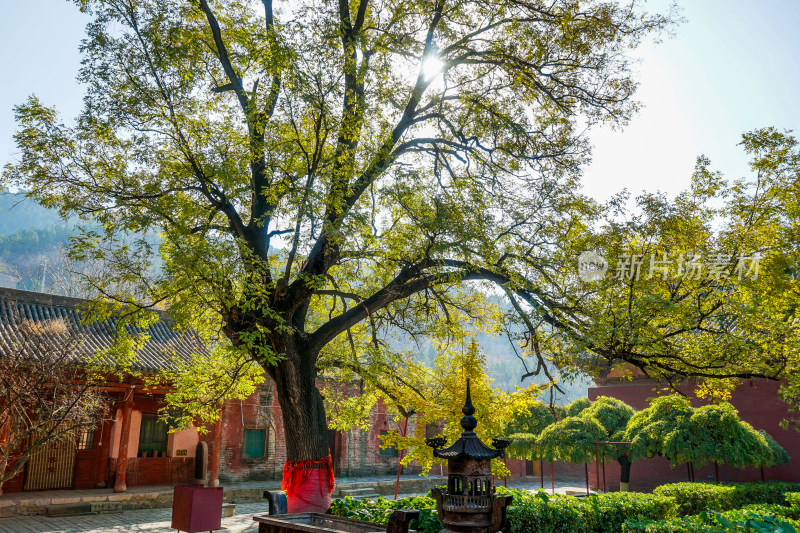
[{"left": 282, "top": 453, "right": 335, "bottom": 513}]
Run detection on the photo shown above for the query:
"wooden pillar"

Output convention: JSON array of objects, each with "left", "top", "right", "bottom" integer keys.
[
  {"left": 113, "top": 388, "right": 134, "bottom": 493},
  {"left": 208, "top": 405, "right": 223, "bottom": 487}
]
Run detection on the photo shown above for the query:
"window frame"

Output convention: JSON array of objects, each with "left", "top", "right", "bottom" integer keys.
[
  {"left": 242, "top": 427, "right": 267, "bottom": 459},
  {"left": 137, "top": 414, "right": 169, "bottom": 456},
  {"left": 378, "top": 430, "right": 398, "bottom": 458}
]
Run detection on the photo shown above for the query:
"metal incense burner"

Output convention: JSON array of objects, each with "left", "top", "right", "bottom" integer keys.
[{"left": 426, "top": 379, "right": 512, "bottom": 533}]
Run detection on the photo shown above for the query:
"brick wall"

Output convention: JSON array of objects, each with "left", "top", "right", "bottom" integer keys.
[{"left": 212, "top": 378, "right": 421, "bottom": 482}]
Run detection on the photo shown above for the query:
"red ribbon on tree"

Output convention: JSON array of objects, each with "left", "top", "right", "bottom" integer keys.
[{"left": 281, "top": 453, "right": 336, "bottom": 512}]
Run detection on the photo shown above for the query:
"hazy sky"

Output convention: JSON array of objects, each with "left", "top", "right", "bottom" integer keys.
[{"left": 1, "top": 0, "right": 798, "bottom": 203}]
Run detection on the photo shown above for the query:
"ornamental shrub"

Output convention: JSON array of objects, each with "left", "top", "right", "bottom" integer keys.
[
  {"left": 652, "top": 482, "right": 800, "bottom": 516},
  {"left": 653, "top": 483, "right": 738, "bottom": 516},
  {"left": 587, "top": 492, "right": 678, "bottom": 533},
  {"left": 734, "top": 482, "right": 800, "bottom": 508},
  {"left": 622, "top": 505, "right": 800, "bottom": 533},
  {"left": 788, "top": 492, "right": 800, "bottom": 508},
  {"left": 500, "top": 488, "right": 676, "bottom": 533},
  {"left": 504, "top": 490, "right": 591, "bottom": 533},
  {"left": 328, "top": 495, "right": 441, "bottom": 533},
  {"left": 330, "top": 482, "right": 800, "bottom": 533}
]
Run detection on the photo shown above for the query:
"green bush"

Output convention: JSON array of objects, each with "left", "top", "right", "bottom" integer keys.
[
  {"left": 653, "top": 483, "right": 737, "bottom": 516},
  {"left": 653, "top": 482, "right": 800, "bottom": 516},
  {"left": 330, "top": 483, "right": 800, "bottom": 533},
  {"left": 499, "top": 488, "right": 675, "bottom": 533},
  {"left": 328, "top": 495, "right": 441, "bottom": 533},
  {"left": 622, "top": 515, "right": 721, "bottom": 533},
  {"left": 733, "top": 504, "right": 800, "bottom": 521},
  {"left": 787, "top": 493, "right": 800, "bottom": 509},
  {"left": 504, "top": 490, "right": 591, "bottom": 533},
  {"left": 622, "top": 504, "right": 800, "bottom": 532},
  {"left": 734, "top": 482, "right": 800, "bottom": 508},
  {"left": 589, "top": 492, "right": 678, "bottom": 533}
]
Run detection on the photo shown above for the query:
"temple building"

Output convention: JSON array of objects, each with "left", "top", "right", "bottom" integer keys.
[{"left": 0, "top": 288, "right": 412, "bottom": 494}]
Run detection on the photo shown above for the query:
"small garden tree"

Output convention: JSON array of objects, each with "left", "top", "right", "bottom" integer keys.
[
  {"left": 537, "top": 415, "right": 606, "bottom": 464},
  {"left": 505, "top": 402, "right": 564, "bottom": 460},
  {"left": 624, "top": 394, "right": 694, "bottom": 467},
  {"left": 564, "top": 397, "right": 593, "bottom": 418},
  {"left": 536, "top": 396, "right": 636, "bottom": 490},
  {"left": 680, "top": 403, "right": 789, "bottom": 480},
  {"left": 581, "top": 397, "right": 636, "bottom": 490},
  {"left": 623, "top": 395, "right": 789, "bottom": 481}
]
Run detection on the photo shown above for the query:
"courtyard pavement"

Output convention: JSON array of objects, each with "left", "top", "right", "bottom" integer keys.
[{"left": 0, "top": 477, "right": 589, "bottom": 533}]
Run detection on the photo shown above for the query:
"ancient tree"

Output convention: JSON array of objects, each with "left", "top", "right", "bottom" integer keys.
[{"left": 4, "top": 0, "right": 674, "bottom": 503}]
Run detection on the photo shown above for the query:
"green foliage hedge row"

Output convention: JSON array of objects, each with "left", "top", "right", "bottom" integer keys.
[
  {"left": 653, "top": 482, "right": 800, "bottom": 516},
  {"left": 329, "top": 489, "right": 678, "bottom": 533},
  {"left": 329, "top": 482, "right": 800, "bottom": 533},
  {"left": 503, "top": 489, "right": 677, "bottom": 533},
  {"left": 622, "top": 504, "right": 800, "bottom": 532}
]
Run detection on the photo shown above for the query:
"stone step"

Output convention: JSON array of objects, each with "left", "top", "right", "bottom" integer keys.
[
  {"left": 45, "top": 501, "right": 124, "bottom": 517},
  {"left": 44, "top": 503, "right": 92, "bottom": 517},
  {"left": 338, "top": 481, "right": 380, "bottom": 490},
  {"left": 339, "top": 487, "right": 380, "bottom": 499}
]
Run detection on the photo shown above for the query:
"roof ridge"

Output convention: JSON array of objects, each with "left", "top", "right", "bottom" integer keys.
[{"left": 0, "top": 287, "right": 173, "bottom": 321}]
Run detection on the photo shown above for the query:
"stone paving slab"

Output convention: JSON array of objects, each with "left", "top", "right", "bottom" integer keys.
[{"left": 0, "top": 502, "right": 265, "bottom": 533}]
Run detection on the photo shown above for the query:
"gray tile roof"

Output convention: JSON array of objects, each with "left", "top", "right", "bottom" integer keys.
[{"left": 0, "top": 287, "right": 209, "bottom": 373}]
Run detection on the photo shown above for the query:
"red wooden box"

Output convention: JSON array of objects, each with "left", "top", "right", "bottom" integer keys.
[{"left": 171, "top": 485, "right": 223, "bottom": 532}]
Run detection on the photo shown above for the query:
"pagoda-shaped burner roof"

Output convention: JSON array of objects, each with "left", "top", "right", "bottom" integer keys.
[
  {"left": 433, "top": 431, "right": 502, "bottom": 460},
  {"left": 428, "top": 378, "right": 504, "bottom": 461}
]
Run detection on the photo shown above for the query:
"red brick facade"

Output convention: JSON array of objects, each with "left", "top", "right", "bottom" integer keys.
[{"left": 204, "top": 378, "right": 420, "bottom": 482}]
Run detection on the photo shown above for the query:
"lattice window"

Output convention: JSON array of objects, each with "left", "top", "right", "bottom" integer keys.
[{"left": 77, "top": 426, "right": 96, "bottom": 450}]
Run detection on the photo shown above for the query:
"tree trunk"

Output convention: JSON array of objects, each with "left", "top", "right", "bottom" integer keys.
[
  {"left": 269, "top": 344, "right": 329, "bottom": 462},
  {"left": 617, "top": 454, "right": 632, "bottom": 492}
]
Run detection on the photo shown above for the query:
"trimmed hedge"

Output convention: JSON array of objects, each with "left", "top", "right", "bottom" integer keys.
[
  {"left": 329, "top": 483, "right": 800, "bottom": 533},
  {"left": 588, "top": 492, "right": 679, "bottom": 533},
  {"left": 622, "top": 504, "right": 800, "bottom": 532},
  {"left": 330, "top": 489, "right": 676, "bottom": 533},
  {"left": 652, "top": 482, "right": 800, "bottom": 516},
  {"left": 504, "top": 490, "right": 590, "bottom": 533},
  {"left": 501, "top": 488, "right": 678, "bottom": 533}
]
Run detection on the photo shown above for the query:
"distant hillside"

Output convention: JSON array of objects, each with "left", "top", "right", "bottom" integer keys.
[{"left": 0, "top": 192, "right": 67, "bottom": 234}]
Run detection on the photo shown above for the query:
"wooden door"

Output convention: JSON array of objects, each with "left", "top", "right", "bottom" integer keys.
[
  {"left": 24, "top": 435, "right": 77, "bottom": 491},
  {"left": 73, "top": 423, "right": 105, "bottom": 489}
]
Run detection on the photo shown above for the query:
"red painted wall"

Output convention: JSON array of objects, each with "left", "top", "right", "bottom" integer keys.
[{"left": 588, "top": 378, "right": 800, "bottom": 491}]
